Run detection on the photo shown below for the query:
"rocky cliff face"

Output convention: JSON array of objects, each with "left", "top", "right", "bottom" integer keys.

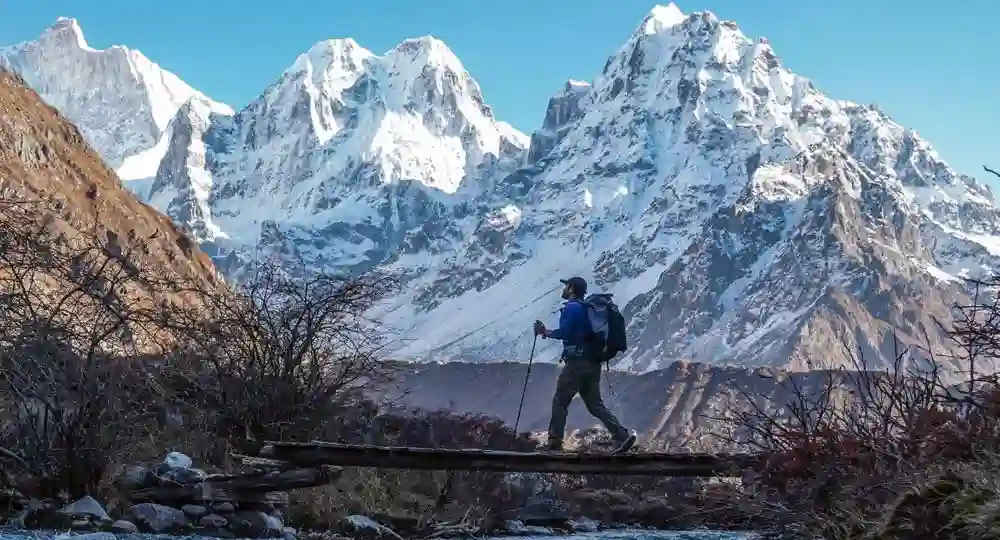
[
  {"left": 0, "top": 69, "right": 222, "bottom": 317},
  {"left": 4, "top": 5, "right": 996, "bottom": 373}
]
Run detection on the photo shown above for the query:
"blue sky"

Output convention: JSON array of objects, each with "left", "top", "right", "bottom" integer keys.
[{"left": 1, "top": 0, "right": 997, "bottom": 186}]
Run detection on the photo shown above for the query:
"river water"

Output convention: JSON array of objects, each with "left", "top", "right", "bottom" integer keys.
[
  {"left": 0, "top": 530, "right": 756, "bottom": 540},
  {"left": 495, "top": 532, "right": 755, "bottom": 540}
]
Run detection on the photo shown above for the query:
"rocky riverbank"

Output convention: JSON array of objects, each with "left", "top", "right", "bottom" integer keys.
[
  {"left": 0, "top": 528, "right": 756, "bottom": 540},
  {"left": 1, "top": 449, "right": 756, "bottom": 540}
]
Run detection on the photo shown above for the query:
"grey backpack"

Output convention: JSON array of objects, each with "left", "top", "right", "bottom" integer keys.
[{"left": 582, "top": 293, "right": 627, "bottom": 362}]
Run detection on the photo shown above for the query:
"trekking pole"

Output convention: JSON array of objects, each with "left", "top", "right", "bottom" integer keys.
[{"left": 513, "top": 333, "right": 538, "bottom": 437}]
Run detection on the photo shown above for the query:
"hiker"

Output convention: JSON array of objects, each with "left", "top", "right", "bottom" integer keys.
[{"left": 533, "top": 276, "right": 637, "bottom": 453}]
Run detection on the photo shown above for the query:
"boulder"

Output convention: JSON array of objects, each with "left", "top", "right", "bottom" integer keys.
[
  {"left": 161, "top": 467, "right": 207, "bottom": 484},
  {"left": 128, "top": 502, "right": 190, "bottom": 533},
  {"left": 182, "top": 504, "right": 210, "bottom": 518},
  {"left": 60, "top": 495, "right": 111, "bottom": 522},
  {"left": 110, "top": 520, "right": 139, "bottom": 533},
  {"left": 199, "top": 514, "right": 229, "bottom": 528},
  {"left": 211, "top": 501, "right": 237, "bottom": 513},
  {"left": 230, "top": 510, "right": 283, "bottom": 538},
  {"left": 568, "top": 517, "right": 601, "bottom": 532},
  {"left": 163, "top": 451, "right": 194, "bottom": 469},
  {"left": 119, "top": 465, "right": 154, "bottom": 490}
]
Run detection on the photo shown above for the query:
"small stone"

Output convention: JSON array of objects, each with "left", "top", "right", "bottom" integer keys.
[
  {"left": 162, "top": 467, "right": 207, "bottom": 484},
  {"left": 569, "top": 517, "right": 600, "bottom": 533},
  {"left": 200, "top": 514, "right": 229, "bottom": 528},
  {"left": 129, "top": 502, "right": 190, "bottom": 533},
  {"left": 182, "top": 504, "right": 209, "bottom": 518},
  {"left": 70, "top": 519, "right": 94, "bottom": 529},
  {"left": 111, "top": 520, "right": 139, "bottom": 533},
  {"left": 163, "top": 451, "right": 193, "bottom": 469},
  {"left": 231, "top": 510, "right": 283, "bottom": 538},
  {"left": 264, "top": 513, "right": 284, "bottom": 532},
  {"left": 119, "top": 466, "right": 154, "bottom": 489},
  {"left": 212, "top": 501, "right": 236, "bottom": 513}
]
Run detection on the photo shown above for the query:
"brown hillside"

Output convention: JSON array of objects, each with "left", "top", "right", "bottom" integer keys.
[{"left": 0, "top": 68, "right": 220, "bottom": 296}]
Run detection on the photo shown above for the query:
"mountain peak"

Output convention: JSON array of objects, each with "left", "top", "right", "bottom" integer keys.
[
  {"left": 289, "top": 37, "right": 374, "bottom": 77},
  {"left": 50, "top": 16, "right": 81, "bottom": 32},
  {"left": 388, "top": 36, "right": 463, "bottom": 73},
  {"left": 642, "top": 3, "right": 688, "bottom": 34},
  {"left": 41, "top": 16, "right": 94, "bottom": 52},
  {"left": 1, "top": 17, "right": 232, "bottom": 181}
]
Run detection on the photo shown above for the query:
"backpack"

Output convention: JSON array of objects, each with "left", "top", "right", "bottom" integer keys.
[{"left": 582, "top": 293, "right": 628, "bottom": 362}]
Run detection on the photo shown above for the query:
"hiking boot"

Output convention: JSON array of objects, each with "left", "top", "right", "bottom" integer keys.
[
  {"left": 543, "top": 439, "right": 564, "bottom": 452},
  {"left": 611, "top": 430, "right": 637, "bottom": 454}
]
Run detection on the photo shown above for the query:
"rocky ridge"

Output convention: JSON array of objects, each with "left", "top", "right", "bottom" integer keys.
[
  {"left": 0, "top": 18, "right": 233, "bottom": 188},
  {"left": 378, "top": 359, "right": 847, "bottom": 451},
  {"left": 0, "top": 69, "right": 222, "bottom": 310}
]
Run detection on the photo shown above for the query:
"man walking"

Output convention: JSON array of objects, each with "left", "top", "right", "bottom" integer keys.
[{"left": 533, "top": 276, "right": 637, "bottom": 453}]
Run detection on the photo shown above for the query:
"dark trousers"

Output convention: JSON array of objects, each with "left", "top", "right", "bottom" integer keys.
[{"left": 547, "top": 359, "right": 629, "bottom": 442}]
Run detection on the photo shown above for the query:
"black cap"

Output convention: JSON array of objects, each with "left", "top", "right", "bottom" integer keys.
[{"left": 560, "top": 276, "right": 588, "bottom": 296}]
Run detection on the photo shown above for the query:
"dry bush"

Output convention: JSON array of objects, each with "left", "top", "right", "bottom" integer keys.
[
  {"left": 716, "top": 270, "right": 1000, "bottom": 538},
  {"left": 161, "top": 258, "right": 399, "bottom": 448},
  {"left": 0, "top": 198, "right": 189, "bottom": 498}
]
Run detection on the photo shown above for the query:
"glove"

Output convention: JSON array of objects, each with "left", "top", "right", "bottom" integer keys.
[{"left": 533, "top": 320, "right": 546, "bottom": 337}]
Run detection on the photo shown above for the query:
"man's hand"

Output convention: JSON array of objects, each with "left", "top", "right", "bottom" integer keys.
[{"left": 533, "top": 320, "right": 547, "bottom": 337}]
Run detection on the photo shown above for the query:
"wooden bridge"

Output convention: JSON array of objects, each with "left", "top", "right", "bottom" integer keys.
[
  {"left": 256, "top": 441, "right": 763, "bottom": 477},
  {"left": 119, "top": 443, "right": 764, "bottom": 506}
]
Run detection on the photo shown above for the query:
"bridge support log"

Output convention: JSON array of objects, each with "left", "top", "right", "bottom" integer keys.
[
  {"left": 259, "top": 441, "right": 759, "bottom": 477},
  {"left": 126, "top": 466, "right": 342, "bottom": 503}
]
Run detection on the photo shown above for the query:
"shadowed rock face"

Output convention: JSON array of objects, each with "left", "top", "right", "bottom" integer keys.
[
  {"left": 376, "top": 360, "right": 848, "bottom": 451},
  {"left": 0, "top": 69, "right": 222, "bottom": 313}
]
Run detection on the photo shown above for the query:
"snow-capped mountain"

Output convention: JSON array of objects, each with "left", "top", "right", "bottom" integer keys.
[
  {"left": 151, "top": 34, "right": 528, "bottom": 273},
  {"left": 0, "top": 17, "right": 233, "bottom": 191},
  {"left": 4, "top": 5, "right": 998, "bottom": 374}
]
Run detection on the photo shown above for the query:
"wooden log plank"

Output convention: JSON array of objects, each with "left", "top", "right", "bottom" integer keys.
[
  {"left": 258, "top": 441, "right": 762, "bottom": 477},
  {"left": 128, "top": 484, "right": 290, "bottom": 504},
  {"left": 126, "top": 467, "right": 342, "bottom": 503},
  {"left": 231, "top": 453, "right": 294, "bottom": 471}
]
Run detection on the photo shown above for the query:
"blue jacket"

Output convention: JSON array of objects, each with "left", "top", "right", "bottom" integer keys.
[{"left": 549, "top": 299, "right": 593, "bottom": 359}]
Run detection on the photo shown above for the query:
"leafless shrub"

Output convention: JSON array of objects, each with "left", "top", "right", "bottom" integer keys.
[
  {"left": 713, "top": 260, "right": 1000, "bottom": 537},
  {"left": 163, "top": 258, "right": 400, "bottom": 447},
  {"left": 0, "top": 197, "right": 187, "bottom": 497}
]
